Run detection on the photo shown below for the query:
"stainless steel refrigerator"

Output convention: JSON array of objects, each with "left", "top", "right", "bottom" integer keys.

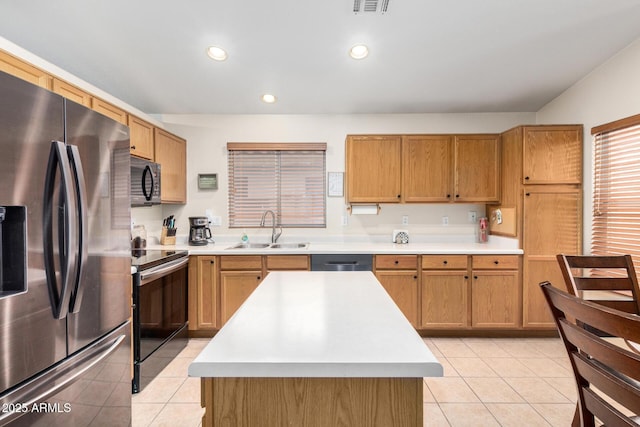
[{"left": 0, "top": 71, "right": 131, "bottom": 426}]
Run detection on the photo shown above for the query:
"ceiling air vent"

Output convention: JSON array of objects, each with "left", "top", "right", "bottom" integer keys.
[{"left": 353, "top": 0, "right": 389, "bottom": 14}]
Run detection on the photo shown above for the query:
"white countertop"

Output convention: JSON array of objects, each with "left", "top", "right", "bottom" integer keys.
[
  {"left": 188, "top": 271, "right": 443, "bottom": 378},
  {"left": 153, "top": 238, "right": 522, "bottom": 255}
]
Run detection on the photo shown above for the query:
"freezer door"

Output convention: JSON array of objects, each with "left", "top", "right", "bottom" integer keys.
[
  {"left": 64, "top": 100, "right": 131, "bottom": 353},
  {"left": 0, "top": 72, "right": 67, "bottom": 392},
  {"left": 0, "top": 320, "right": 131, "bottom": 427}
]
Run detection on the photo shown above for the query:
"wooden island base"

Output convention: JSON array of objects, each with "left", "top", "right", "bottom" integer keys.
[{"left": 201, "top": 377, "right": 423, "bottom": 427}]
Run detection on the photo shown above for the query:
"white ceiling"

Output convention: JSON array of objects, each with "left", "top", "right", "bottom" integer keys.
[{"left": 2, "top": 0, "right": 640, "bottom": 115}]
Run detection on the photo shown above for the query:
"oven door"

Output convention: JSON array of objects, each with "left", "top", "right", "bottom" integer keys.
[{"left": 134, "top": 256, "right": 188, "bottom": 362}]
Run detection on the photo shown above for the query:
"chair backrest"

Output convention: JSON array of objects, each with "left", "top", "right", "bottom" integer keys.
[
  {"left": 540, "top": 282, "right": 640, "bottom": 427},
  {"left": 557, "top": 254, "right": 640, "bottom": 315}
]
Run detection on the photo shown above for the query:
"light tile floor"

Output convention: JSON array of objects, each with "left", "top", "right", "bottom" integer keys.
[{"left": 132, "top": 337, "right": 577, "bottom": 427}]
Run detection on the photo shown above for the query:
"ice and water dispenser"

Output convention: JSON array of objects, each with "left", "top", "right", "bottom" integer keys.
[{"left": 0, "top": 206, "right": 26, "bottom": 297}]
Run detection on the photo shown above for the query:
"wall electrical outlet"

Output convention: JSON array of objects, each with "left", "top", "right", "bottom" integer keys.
[
  {"left": 468, "top": 211, "right": 477, "bottom": 223},
  {"left": 402, "top": 215, "right": 409, "bottom": 225},
  {"left": 211, "top": 216, "right": 222, "bottom": 227},
  {"left": 342, "top": 215, "right": 348, "bottom": 226},
  {"left": 442, "top": 216, "right": 449, "bottom": 226}
]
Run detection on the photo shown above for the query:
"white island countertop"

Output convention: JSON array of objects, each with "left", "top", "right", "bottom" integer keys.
[{"left": 188, "top": 271, "right": 442, "bottom": 378}]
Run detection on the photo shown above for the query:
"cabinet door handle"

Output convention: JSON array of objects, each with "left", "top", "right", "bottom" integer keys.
[
  {"left": 455, "top": 194, "right": 460, "bottom": 198},
  {"left": 474, "top": 275, "right": 478, "bottom": 279},
  {"left": 525, "top": 192, "right": 531, "bottom": 196},
  {"left": 525, "top": 176, "right": 530, "bottom": 180},
  {"left": 397, "top": 194, "right": 401, "bottom": 199},
  {"left": 210, "top": 260, "right": 215, "bottom": 264},
  {"left": 446, "top": 194, "right": 451, "bottom": 198},
  {"left": 464, "top": 275, "right": 469, "bottom": 279},
  {"left": 413, "top": 275, "right": 417, "bottom": 280},
  {"left": 257, "top": 276, "right": 261, "bottom": 280},
  {"left": 131, "top": 145, "right": 136, "bottom": 150}
]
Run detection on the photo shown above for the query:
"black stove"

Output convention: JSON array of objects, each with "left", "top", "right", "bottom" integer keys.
[
  {"left": 131, "top": 249, "right": 188, "bottom": 271},
  {"left": 131, "top": 248, "right": 189, "bottom": 393}
]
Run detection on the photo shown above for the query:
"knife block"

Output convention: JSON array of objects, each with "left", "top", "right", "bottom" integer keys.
[{"left": 160, "top": 227, "right": 176, "bottom": 245}]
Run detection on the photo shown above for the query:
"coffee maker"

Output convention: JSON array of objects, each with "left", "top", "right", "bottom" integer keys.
[{"left": 189, "top": 216, "right": 213, "bottom": 246}]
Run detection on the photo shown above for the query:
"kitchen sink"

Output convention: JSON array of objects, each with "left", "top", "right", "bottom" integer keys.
[
  {"left": 225, "top": 242, "right": 309, "bottom": 250},
  {"left": 269, "top": 242, "right": 309, "bottom": 249},
  {"left": 226, "top": 243, "right": 271, "bottom": 249}
]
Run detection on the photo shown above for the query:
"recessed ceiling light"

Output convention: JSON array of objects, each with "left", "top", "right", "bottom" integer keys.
[
  {"left": 261, "top": 94, "right": 277, "bottom": 104},
  {"left": 349, "top": 44, "right": 369, "bottom": 59},
  {"left": 206, "top": 46, "right": 228, "bottom": 61}
]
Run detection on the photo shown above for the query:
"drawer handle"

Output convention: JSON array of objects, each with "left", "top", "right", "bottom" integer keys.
[
  {"left": 443, "top": 260, "right": 448, "bottom": 265},
  {"left": 394, "top": 260, "right": 399, "bottom": 264},
  {"left": 494, "top": 260, "right": 499, "bottom": 265}
]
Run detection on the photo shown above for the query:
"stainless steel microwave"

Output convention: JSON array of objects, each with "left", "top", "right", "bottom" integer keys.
[{"left": 130, "top": 156, "right": 161, "bottom": 206}]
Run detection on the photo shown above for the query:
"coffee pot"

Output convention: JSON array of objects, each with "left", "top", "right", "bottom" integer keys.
[{"left": 189, "top": 216, "right": 213, "bottom": 246}]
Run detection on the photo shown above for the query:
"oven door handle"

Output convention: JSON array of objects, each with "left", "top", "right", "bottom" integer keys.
[{"left": 140, "top": 257, "right": 189, "bottom": 284}]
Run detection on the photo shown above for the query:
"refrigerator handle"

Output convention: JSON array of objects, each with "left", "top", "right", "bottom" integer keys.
[
  {"left": 67, "top": 145, "right": 88, "bottom": 313},
  {"left": 142, "top": 164, "right": 153, "bottom": 201},
  {"left": 43, "top": 141, "right": 77, "bottom": 320}
]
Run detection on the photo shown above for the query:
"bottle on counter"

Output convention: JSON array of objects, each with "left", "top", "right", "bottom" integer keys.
[{"left": 478, "top": 217, "right": 488, "bottom": 243}]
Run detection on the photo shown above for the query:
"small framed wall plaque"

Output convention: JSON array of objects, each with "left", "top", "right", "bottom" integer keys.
[
  {"left": 328, "top": 172, "right": 344, "bottom": 197},
  {"left": 198, "top": 173, "right": 218, "bottom": 190}
]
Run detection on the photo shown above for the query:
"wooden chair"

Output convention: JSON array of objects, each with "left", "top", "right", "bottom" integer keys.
[
  {"left": 540, "top": 282, "right": 640, "bottom": 427},
  {"left": 556, "top": 254, "right": 640, "bottom": 315}
]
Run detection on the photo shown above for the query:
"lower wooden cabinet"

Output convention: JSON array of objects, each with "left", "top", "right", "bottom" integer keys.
[
  {"left": 190, "top": 255, "right": 311, "bottom": 332},
  {"left": 471, "top": 271, "right": 519, "bottom": 328},
  {"left": 188, "top": 256, "right": 218, "bottom": 331},
  {"left": 420, "top": 255, "right": 520, "bottom": 330},
  {"left": 375, "top": 256, "right": 419, "bottom": 327},
  {"left": 421, "top": 270, "right": 469, "bottom": 328}
]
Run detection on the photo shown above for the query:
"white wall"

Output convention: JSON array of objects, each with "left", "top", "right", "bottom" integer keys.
[
  {"left": 536, "top": 38, "right": 640, "bottom": 252},
  {"left": 135, "top": 112, "right": 536, "bottom": 242}
]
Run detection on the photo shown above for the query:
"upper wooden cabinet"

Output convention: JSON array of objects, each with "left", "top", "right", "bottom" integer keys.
[
  {"left": 129, "top": 116, "right": 155, "bottom": 160},
  {"left": 52, "top": 78, "right": 91, "bottom": 107},
  {"left": 91, "top": 97, "right": 128, "bottom": 125},
  {"left": 403, "top": 135, "right": 452, "bottom": 202},
  {"left": 346, "top": 134, "right": 500, "bottom": 204},
  {"left": 346, "top": 135, "right": 402, "bottom": 203},
  {"left": 454, "top": 135, "right": 500, "bottom": 203},
  {"left": 522, "top": 126, "right": 582, "bottom": 184},
  {"left": 0, "top": 50, "right": 51, "bottom": 89},
  {"left": 155, "top": 128, "right": 187, "bottom": 204}
]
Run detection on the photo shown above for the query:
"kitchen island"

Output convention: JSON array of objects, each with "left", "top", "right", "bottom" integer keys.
[{"left": 188, "top": 271, "right": 442, "bottom": 427}]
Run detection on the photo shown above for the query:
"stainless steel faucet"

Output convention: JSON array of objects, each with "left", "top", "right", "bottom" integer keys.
[{"left": 260, "top": 210, "right": 282, "bottom": 243}]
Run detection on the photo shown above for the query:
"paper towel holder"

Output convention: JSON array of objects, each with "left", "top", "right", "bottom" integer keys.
[{"left": 347, "top": 204, "right": 381, "bottom": 215}]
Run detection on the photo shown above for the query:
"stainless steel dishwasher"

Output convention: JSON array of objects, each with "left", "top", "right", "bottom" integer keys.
[{"left": 310, "top": 254, "right": 373, "bottom": 271}]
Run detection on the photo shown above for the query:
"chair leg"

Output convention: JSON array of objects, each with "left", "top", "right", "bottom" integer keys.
[{"left": 572, "top": 404, "right": 580, "bottom": 427}]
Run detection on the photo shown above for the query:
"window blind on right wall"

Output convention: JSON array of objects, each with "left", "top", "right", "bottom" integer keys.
[{"left": 592, "top": 114, "right": 640, "bottom": 260}]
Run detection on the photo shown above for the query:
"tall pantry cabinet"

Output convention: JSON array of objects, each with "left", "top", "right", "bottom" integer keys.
[{"left": 489, "top": 125, "right": 583, "bottom": 328}]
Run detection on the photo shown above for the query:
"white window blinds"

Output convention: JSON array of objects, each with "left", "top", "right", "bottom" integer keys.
[
  {"left": 227, "top": 143, "right": 326, "bottom": 228},
  {"left": 592, "top": 115, "right": 640, "bottom": 259}
]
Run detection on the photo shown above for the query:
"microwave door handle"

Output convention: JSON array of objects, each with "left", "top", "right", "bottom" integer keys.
[
  {"left": 142, "top": 165, "right": 153, "bottom": 202},
  {"left": 43, "top": 141, "right": 76, "bottom": 319},
  {"left": 67, "top": 145, "right": 88, "bottom": 313}
]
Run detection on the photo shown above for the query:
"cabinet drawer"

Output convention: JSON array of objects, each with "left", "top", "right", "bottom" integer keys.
[
  {"left": 422, "top": 255, "right": 468, "bottom": 270},
  {"left": 219, "top": 256, "right": 262, "bottom": 271},
  {"left": 472, "top": 255, "right": 519, "bottom": 270},
  {"left": 266, "top": 255, "right": 309, "bottom": 270},
  {"left": 375, "top": 255, "right": 418, "bottom": 270}
]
